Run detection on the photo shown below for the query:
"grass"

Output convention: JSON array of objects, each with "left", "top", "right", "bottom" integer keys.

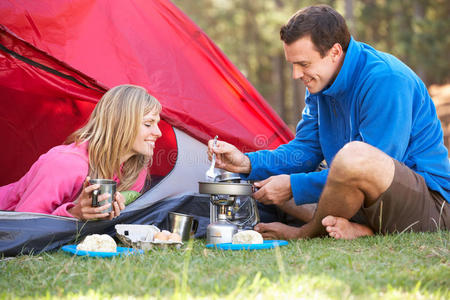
[{"left": 0, "top": 231, "right": 449, "bottom": 299}]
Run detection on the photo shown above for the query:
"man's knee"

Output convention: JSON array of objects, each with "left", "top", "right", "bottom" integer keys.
[
  {"left": 330, "top": 141, "right": 391, "bottom": 183},
  {"left": 336, "top": 141, "right": 375, "bottom": 161}
]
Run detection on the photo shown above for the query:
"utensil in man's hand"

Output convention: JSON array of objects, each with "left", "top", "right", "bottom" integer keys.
[{"left": 206, "top": 135, "right": 218, "bottom": 181}]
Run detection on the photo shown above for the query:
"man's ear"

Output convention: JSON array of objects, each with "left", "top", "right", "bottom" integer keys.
[{"left": 329, "top": 43, "right": 343, "bottom": 62}]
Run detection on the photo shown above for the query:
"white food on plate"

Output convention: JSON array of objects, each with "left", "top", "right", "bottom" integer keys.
[
  {"left": 76, "top": 234, "right": 117, "bottom": 252},
  {"left": 232, "top": 230, "right": 263, "bottom": 244}
]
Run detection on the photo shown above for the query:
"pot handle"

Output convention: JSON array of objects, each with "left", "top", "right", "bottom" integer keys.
[
  {"left": 92, "top": 189, "right": 99, "bottom": 207},
  {"left": 192, "top": 218, "right": 199, "bottom": 234}
]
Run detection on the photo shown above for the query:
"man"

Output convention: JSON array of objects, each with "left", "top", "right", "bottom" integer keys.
[{"left": 208, "top": 5, "right": 449, "bottom": 240}]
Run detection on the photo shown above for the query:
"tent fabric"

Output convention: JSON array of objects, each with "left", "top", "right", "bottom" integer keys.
[
  {"left": 0, "top": 0, "right": 295, "bottom": 255},
  {"left": 0, "top": 25, "right": 177, "bottom": 185},
  {"left": 0, "top": 26, "right": 105, "bottom": 185},
  {"left": 0, "top": 0, "right": 294, "bottom": 154}
]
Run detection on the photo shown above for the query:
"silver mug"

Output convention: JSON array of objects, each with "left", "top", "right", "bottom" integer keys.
[
  {"left": 89, "top": 179, "right": 116, "bottom": 213},
  {"left": 169, "top": 212, "right": 198, "bottom": 241}
]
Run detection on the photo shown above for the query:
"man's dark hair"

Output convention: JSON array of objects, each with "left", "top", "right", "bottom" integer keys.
[{"left": 280, "top": 5, "right": 351, "bottom": 57}]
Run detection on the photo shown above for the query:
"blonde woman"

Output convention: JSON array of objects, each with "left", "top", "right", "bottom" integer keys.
[{"left": 0, "top": 84, "right": 162, "bottom": 220}]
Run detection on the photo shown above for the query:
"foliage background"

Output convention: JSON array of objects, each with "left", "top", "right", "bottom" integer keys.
[{"left": 173, "top": 0, "right": 450, "bottom": 130}]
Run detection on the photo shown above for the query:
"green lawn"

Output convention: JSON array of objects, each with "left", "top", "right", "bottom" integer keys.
[{"left": 1, "top": 231, "right": 449, "bottom": 299}]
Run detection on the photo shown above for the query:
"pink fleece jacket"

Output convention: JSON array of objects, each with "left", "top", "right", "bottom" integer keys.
[{"left": 0, "top": 142, "right": 147, "bottom": 218}]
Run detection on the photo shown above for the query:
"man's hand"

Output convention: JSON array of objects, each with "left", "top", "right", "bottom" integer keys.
[
  {"left": 252, "top": 175, "right": 292, "bottom": 206},
  {"left": 207, "top": 139, "right": 251, "bottom": 174}
]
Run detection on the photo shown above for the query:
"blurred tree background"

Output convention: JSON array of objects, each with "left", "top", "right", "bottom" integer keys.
[{"left": 173, "top": 0, "right": 450, "bottom": 131}]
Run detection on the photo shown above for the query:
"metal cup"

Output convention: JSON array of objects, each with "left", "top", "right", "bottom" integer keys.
[
  {"left": 89, "top": 179, "right": 116, "bottom": 213},
  {"left": 169, "top": 212, "right": 198, "bottom": 241}
]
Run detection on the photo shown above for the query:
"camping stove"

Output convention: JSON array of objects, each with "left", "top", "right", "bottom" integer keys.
[{"left": 199, "top": 171, "right": 260, "bottom": 244}]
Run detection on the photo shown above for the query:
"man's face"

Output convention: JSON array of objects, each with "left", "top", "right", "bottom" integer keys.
[{"left": 284, "top": 36, "right": 343, "bottom": 94}]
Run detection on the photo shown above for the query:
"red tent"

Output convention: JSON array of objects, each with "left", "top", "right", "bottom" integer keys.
[{"left": 0, "top": 0, "right": 293, "bottom": 186}]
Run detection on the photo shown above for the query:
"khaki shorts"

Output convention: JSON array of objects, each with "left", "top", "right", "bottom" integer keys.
[{"left": 361, "top": 160, "right": 449, "bottom": 234}]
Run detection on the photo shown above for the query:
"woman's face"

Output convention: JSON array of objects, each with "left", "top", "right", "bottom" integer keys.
[{"left": 131, "top": 109, "right": 162, "bottom": 157}]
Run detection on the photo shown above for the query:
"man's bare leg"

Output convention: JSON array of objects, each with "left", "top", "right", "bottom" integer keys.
[
  {"left": 255, "top": 222, "right": 301, "bottom": 239},
  {"left": 254, "top": 201, "right": 316, "bottom": 240},
  {"left": 279, "top": 199, "right": 316, "bottom": 222},
  {"left": 256, "top": 142, "right": 395, "bottom": 240},
  {"left": 297, "top": 141, "right": 395, "bottom": 239}
]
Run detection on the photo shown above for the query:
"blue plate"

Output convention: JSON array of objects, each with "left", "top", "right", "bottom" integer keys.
[
  {"left": 61, "top": 245, "right": 143, "bottom": 257},
  {"left": 206, "top": 240, "right": 288, "bottom": 251}
]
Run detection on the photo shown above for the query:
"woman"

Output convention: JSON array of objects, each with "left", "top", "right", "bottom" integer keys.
[{"left": 0, "top": 84, "right": 162, "bottom": 220}]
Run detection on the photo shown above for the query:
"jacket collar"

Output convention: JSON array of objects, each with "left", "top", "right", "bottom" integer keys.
[{"left": 321, "top": 37, "right": 361, "bottom": 99}]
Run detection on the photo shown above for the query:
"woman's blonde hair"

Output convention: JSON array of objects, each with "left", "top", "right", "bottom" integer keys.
[{"left": 67, "top": 84, "right": 162, "bottom": 191}]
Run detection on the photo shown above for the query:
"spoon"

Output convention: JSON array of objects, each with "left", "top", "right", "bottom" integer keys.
[{"left": 206, "top": 135, "right": 218, "bottom": 181}]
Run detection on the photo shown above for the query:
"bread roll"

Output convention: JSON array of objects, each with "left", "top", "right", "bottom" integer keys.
[
  {"left": 76, "top": 234, "right": 117, "bottom": 252},
  {"left": 232, "top": 230, "right": 263, "bottom": 244}
]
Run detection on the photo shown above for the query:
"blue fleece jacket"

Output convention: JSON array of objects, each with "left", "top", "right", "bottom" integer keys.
[{"left": 243, "top": 37, "right": 449, "bottom": 205}]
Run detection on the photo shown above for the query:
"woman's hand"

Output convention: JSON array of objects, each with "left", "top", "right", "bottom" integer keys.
[
  {"left": 108, "top": 191, "right": 126, "bottom": 220},
  {"left": 68, "top": 177, "right": 112, "bottom": 220}
]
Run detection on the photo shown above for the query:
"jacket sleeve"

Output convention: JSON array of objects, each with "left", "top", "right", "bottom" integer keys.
[
  {"left": 242, "top": 94, "right": 324, "bottom": 180},
  {"left": 240, "top": 94, "right": 326, "bottom": 205},
  {"left": 290, "top": 169, "right": 328, "bottom": 205},
  {"left": 14, "top": 152, "right": 88, "bottom": 218}
]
